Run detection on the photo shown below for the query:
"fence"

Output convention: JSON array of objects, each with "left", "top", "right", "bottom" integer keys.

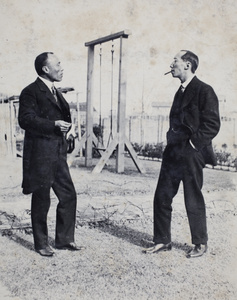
[{"left": 1, "top": 99, "right": 237, "bottom": 162}]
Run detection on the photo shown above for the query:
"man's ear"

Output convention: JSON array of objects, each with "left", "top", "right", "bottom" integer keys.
[
  {"left": 184, "top": 61, "right": 191, "bottom": 70},
  {"left": 42, "top": 66, "right": 49, "bottom": 74}
]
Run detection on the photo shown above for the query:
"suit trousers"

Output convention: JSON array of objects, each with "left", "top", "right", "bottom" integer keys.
[
  {"left": 31, "top": 139, "right": 77, "bottom": 250},
  {"left": 153, "top": 141, "right": 208, "bottom": 245}
]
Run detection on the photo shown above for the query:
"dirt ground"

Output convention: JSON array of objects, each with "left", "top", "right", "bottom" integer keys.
[{"left": 0, "top": 155, "right": 237, "bottom": 300}]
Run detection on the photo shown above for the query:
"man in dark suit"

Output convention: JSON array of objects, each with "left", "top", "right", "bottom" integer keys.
[
  {"left": 18, "top": 52, "right": 82, "bottom": 256},
  {"left": 143, "top": 50, "right": 220, "bottom": 258}
]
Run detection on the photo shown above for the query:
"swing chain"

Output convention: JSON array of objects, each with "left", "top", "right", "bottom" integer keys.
[{"left": 99, "top": 44, "right": 103, "bottom": 142}]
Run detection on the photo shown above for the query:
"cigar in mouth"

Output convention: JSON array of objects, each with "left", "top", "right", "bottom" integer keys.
[{"left": 164, "top": 71, "right": 172, "bottom": 75}]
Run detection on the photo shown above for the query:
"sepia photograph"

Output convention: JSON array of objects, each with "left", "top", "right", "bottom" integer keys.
[{"left": 0, "top": 0, "right": 236, "bottom": 299}]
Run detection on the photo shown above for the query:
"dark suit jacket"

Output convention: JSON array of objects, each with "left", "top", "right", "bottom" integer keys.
[
  {"left": 18, "top": 78, "right": 71, "bottom": 194},
  {"left": 170, "top": 76, "right": 220, "bottom": 165}
]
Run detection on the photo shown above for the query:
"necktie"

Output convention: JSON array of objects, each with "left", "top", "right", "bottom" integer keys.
[
  {"left": 180, "top": 85, "right": 185, "bottom": 93},
  {"left": 51, "top": 85, "right": 57, "bottom": 102}
]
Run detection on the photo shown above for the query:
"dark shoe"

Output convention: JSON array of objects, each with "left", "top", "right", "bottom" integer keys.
[
  {"left": 36, "top": 247, "right": 54, "bottom": 257},
  {"left": 56, "top": 242, "right": 84, "bottom": 251},
  {"left": 142, "top": 242, "right": 172, "bottom": 254},
  {"left": 186, "top": 244, "right": 207, "bottom": 258}
]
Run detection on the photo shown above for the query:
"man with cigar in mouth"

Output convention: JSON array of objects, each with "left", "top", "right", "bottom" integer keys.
[
  {"left": 19, "top": 52, "right": 82, "bottom": 256},
  {"left": 143, "top": 50, "right": 220, "bottom": 258}
]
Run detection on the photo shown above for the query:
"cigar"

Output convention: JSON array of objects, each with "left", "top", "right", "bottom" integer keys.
[{"left": 164, "top": 71, "right": 172, "bottom": 75}]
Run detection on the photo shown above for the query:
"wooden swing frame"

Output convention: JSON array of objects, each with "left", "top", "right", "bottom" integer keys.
[{"left": 75, "top": 30, "right": 145, "bottom": 174}]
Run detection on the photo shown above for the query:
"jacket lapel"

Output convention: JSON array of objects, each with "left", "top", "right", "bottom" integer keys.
[
  {"left": 181, "top": 76, "right": 198, "bottom": 108},
  {"left": 56, "top": 89, "right": 69, "bottom": 111},
  {"left": 36, "top": 78, "right": 63, "bottom": 111}
]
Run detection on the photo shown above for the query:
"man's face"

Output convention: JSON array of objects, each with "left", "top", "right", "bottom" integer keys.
[
  {"left": 44, "top": 53, "right": 63, "bottom": 82},
  {"left": 170, "top": 51, "right": 187, "bottom": 81}
]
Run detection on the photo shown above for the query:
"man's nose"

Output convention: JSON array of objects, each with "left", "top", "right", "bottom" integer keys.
[{"left": 170, "top": 62, "right": 174, "bottom": 68}]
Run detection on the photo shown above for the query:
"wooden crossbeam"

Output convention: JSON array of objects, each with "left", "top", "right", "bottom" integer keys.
[
  {"left": 67, "top": 132, "right": 99, "bottom": 166},
  {"left": 92, "top": 136, "right": 119, "bottom": 174},
  {"left": 124, "top": 137, "right": 145, "bottom": 173},
  {"left": 91, "top": 135, "right": 145, "bottom": 174},
  {"left": 85, "top": 30, "right": 131, "bottom": 47},
  {"left": 67, "top": 134, "right": 87, "bottom": 166}
]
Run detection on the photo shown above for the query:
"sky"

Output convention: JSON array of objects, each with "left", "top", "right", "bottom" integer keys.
[{"left": 0, "top": 0, "right": 236, "bottom": 116}]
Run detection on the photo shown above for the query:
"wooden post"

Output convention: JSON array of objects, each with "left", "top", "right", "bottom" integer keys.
[
  {"left": 77, "top": 93, "right": 83, "bottom": 157},
  {"left": 9, "top": 100, "right": 16, "bottom": 157},
  {"left": 129, "top": 116, "right": 132, "bottom": 141},
  {"left": 0, "top": 102, "right": 10, "bottom": 157},
  {"left": 116, "top": 36, "right": 127, "bottom": 173},
  {"left": 85, "top": 45, "right": 94, "bottom": 167}
]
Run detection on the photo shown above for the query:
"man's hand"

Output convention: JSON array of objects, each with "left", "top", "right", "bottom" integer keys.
[{"left": 55, "top": 120, "right": 71, "bottom": 133}]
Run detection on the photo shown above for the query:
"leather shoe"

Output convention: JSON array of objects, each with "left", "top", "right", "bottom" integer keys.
[
  {"left": 36, "top": 247, "right": 54, "bottom": 257},
  {"left": 56, "top": 242, "right": 84, "bottom": 251},
  {"left": 186, "top": 244, "right": 207, "bottom": 258},
  {"left": 142, "top": 242, "right": 172, "bottom": 254}
]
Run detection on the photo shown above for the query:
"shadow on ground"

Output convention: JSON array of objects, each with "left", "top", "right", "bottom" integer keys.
[{"left": 86, "top": 220, "right": 192, "bottom": 253}]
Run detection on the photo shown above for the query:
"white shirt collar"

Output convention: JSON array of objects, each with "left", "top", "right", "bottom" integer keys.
[
  {"left": 39, "top": 76, "right": 55, "bottom": 91},
  {"left": 181, "top": 74, "right": 195, "bottom": 88}
]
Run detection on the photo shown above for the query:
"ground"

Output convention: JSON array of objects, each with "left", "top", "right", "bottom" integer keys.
[{"left": 0, "top": 155, "right": 237, "bottom": 300}]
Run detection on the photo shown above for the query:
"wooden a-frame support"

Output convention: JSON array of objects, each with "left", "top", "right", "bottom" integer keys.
[{"left": 73, "top": 30, "right": 145, "bottom": 174}]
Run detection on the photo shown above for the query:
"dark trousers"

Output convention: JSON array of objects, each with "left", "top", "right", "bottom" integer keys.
[
  {"left": 31, "top": 145, "right": 77, "bottom": 250},
  {"left": 153, "top": 141, "right": 207, "bottom": 245}
]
